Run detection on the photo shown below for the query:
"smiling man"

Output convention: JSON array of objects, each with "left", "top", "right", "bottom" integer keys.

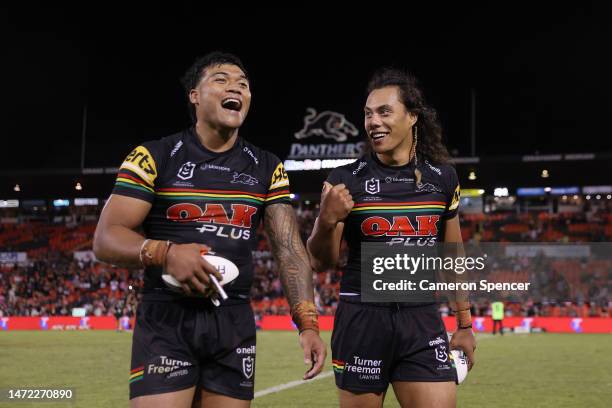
[
  {"left": 93, "top": 52, "right": 326, "bottom": 408},
  {"left": 308, "top": 68, "right": 476, "bottom": 408}
]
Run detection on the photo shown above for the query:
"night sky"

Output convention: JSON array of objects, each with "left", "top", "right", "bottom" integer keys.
[{"left": 2, "top": 2, "right": 611, "bottom": 171}]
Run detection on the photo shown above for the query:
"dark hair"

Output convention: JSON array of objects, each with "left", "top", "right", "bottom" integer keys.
[
  {"left": 181, "top": 51, "right": 249, "bottom": 123},
  {"left": 367, "top": 68, "right": 450, "bottom": 164}
]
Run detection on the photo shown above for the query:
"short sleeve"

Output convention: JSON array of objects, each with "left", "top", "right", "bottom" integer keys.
[
  {"left": 264, "top": 156, "right": 291, "bottom": 206},
  {"left": 112, "top": 143, "right": 161, "bottom": 203},
  {"left": 441, "top": 165, "right": 460, "bottom": 220},
  {"left": 326, "top": 168, "right": 346, "bottom": 186}
]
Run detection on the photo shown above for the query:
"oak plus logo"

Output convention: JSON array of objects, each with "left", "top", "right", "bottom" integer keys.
[
  {"left": 361, "top": 215, "right": 440, "bottom": 237},
  {"left": 167, "top": 203, "right": 258, "bottom": 241},
  {"left": 361, "top": 215, "right": 441, "bottom": 247}
]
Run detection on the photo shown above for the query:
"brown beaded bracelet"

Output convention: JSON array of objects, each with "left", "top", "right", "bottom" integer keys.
[{"left": 139, "top": 239, "right": 172, "bottom": 268}]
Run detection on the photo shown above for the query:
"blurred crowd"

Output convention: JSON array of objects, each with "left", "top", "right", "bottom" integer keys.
[{"left": 1, "top": 204, "right": 611, "bottom": 318}]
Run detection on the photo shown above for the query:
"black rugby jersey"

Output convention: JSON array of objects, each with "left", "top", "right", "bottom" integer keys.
[
  {"left": 112, "top": 128, "right": 291, "bottom": 299},
  {"left": 327, "top": 152, "right": 460, "bottom": 294}
]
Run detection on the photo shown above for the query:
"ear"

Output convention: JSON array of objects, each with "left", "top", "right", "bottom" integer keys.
[
  {"left": 407, "top": 112, "right": 418, "bottom": 127},
  {"left": 189, "top": 89, "right": 199, "bottom": 105}
]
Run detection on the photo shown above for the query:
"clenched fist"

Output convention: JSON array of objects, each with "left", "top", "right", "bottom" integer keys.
[{"left": 319, "top": 182, "right": 354, "bottom": 227}]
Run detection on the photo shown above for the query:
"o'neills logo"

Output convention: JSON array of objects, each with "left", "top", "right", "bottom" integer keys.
[
  {"left": 236, "top": 345, "right": 256, "bottom": 355},
  {"left": 429, "top": 336, "right": 446, "bottom": 347},
  {"left": 352, "top": 161, "right": 367, "bottom": 175}
]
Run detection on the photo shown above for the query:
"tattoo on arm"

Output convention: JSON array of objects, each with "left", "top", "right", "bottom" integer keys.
[{"left": 264, "top": 204, "right": 313, "bottom": 308}]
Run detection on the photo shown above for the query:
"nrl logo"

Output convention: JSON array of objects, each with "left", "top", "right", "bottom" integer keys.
[
  {"left": 435, "top": 344, "right": 448, "bottom": 363},
  {"left": 242, "top": 356, "right": 254, "bottom": 379},
  {"left": 177, "top": 162, "right": 196, "bottom": 180},
  {"left": 294, "top": 108, "right": 359, "bottom": 142},
  {"left": 365, "top": 178, "right": 380, "bottom": 195}
]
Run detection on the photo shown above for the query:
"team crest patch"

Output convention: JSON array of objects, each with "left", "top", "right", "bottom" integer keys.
[
  {"left": 435, "top": 344, "right": 448, "bottom": 363},
  {"left": 242, "top": 356, "right": 254, "bottom": 379},
  {"left": 177, "top": 162, "right": 196, "bottom": 180},
  {"left": 365, "top": 178, "right": 380, "bottom": 195}
]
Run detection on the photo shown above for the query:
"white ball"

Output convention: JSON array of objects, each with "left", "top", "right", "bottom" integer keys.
[
  {"left": 451, "top": 349, "right": 469, "bottom": 384},
  {"left": 161, "top": 254, "right": 240, "bottom": 290}
]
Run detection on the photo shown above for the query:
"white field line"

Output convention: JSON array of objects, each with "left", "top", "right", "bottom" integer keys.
[{"left": 254, "top": 371, "right": 334, "bottom": 398}]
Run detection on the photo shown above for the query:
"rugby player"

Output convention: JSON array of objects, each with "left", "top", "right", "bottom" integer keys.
[
  {"left": 93, "top": 52, "right": 326, "bottom": 408},
  {"left": 308, "top": 68, "right": 476, "bottom": 407}
]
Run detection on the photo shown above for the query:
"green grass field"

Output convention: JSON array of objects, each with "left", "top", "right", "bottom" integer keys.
[{"left": 1, "top": 331, "right": 611, "bottom": 407}]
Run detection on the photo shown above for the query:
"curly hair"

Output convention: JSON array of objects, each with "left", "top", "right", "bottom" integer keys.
[
  {"left": 181, "top": 51, "right": 249, "bottom": 123},
  {"left": 367, "top": 68, "right": 450, "bottom": 164}
]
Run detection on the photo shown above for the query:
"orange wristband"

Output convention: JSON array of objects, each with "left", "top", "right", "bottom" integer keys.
[{"left": 291, "top": 301, "right": 320, "bottom": 334}]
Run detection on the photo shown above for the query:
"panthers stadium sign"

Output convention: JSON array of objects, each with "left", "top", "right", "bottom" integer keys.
[{"left": 285, "top": 108, "right": 365, "bottom": 171}]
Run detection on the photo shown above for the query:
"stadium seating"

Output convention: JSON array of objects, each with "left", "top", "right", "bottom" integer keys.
[{"left": 1, "top": 207, "right": 611, "bottom": 318}]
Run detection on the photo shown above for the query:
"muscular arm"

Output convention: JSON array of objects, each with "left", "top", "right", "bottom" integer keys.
[
  {"left": 444, "top": 215, "right": 470, "bottom": 309},
  {"left": 444, "top": 214, "right": 462, "bottom": 244},
  {"left": 306, "top": 182, "right": 353, "bottom": 272},
  {"left": 445, "top": 213, "right": 476, "bottom": 368},
  {"left": 94, "top": 194, "right": 221, "bottom": 293},
  {"left": 307, "top": 219, "right": 344, "bottom": 272},
  {"left": 93, "top": 194, "right": 152, "bottom": 267},
  {"left": 264, "top": 203, "right": 314, "bottom": 307}
]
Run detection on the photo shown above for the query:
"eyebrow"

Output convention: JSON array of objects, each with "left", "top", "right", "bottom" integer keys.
[
  {"left": 211, "top": 71, "right": 248, "bottom": 81},
  {"left": 365, "top": 104, "right": 393, "bottom": 111}
]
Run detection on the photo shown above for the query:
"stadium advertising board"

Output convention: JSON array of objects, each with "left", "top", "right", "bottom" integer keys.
[{"left": 2, "top": 316, "right": 610, "bottom": 334}]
